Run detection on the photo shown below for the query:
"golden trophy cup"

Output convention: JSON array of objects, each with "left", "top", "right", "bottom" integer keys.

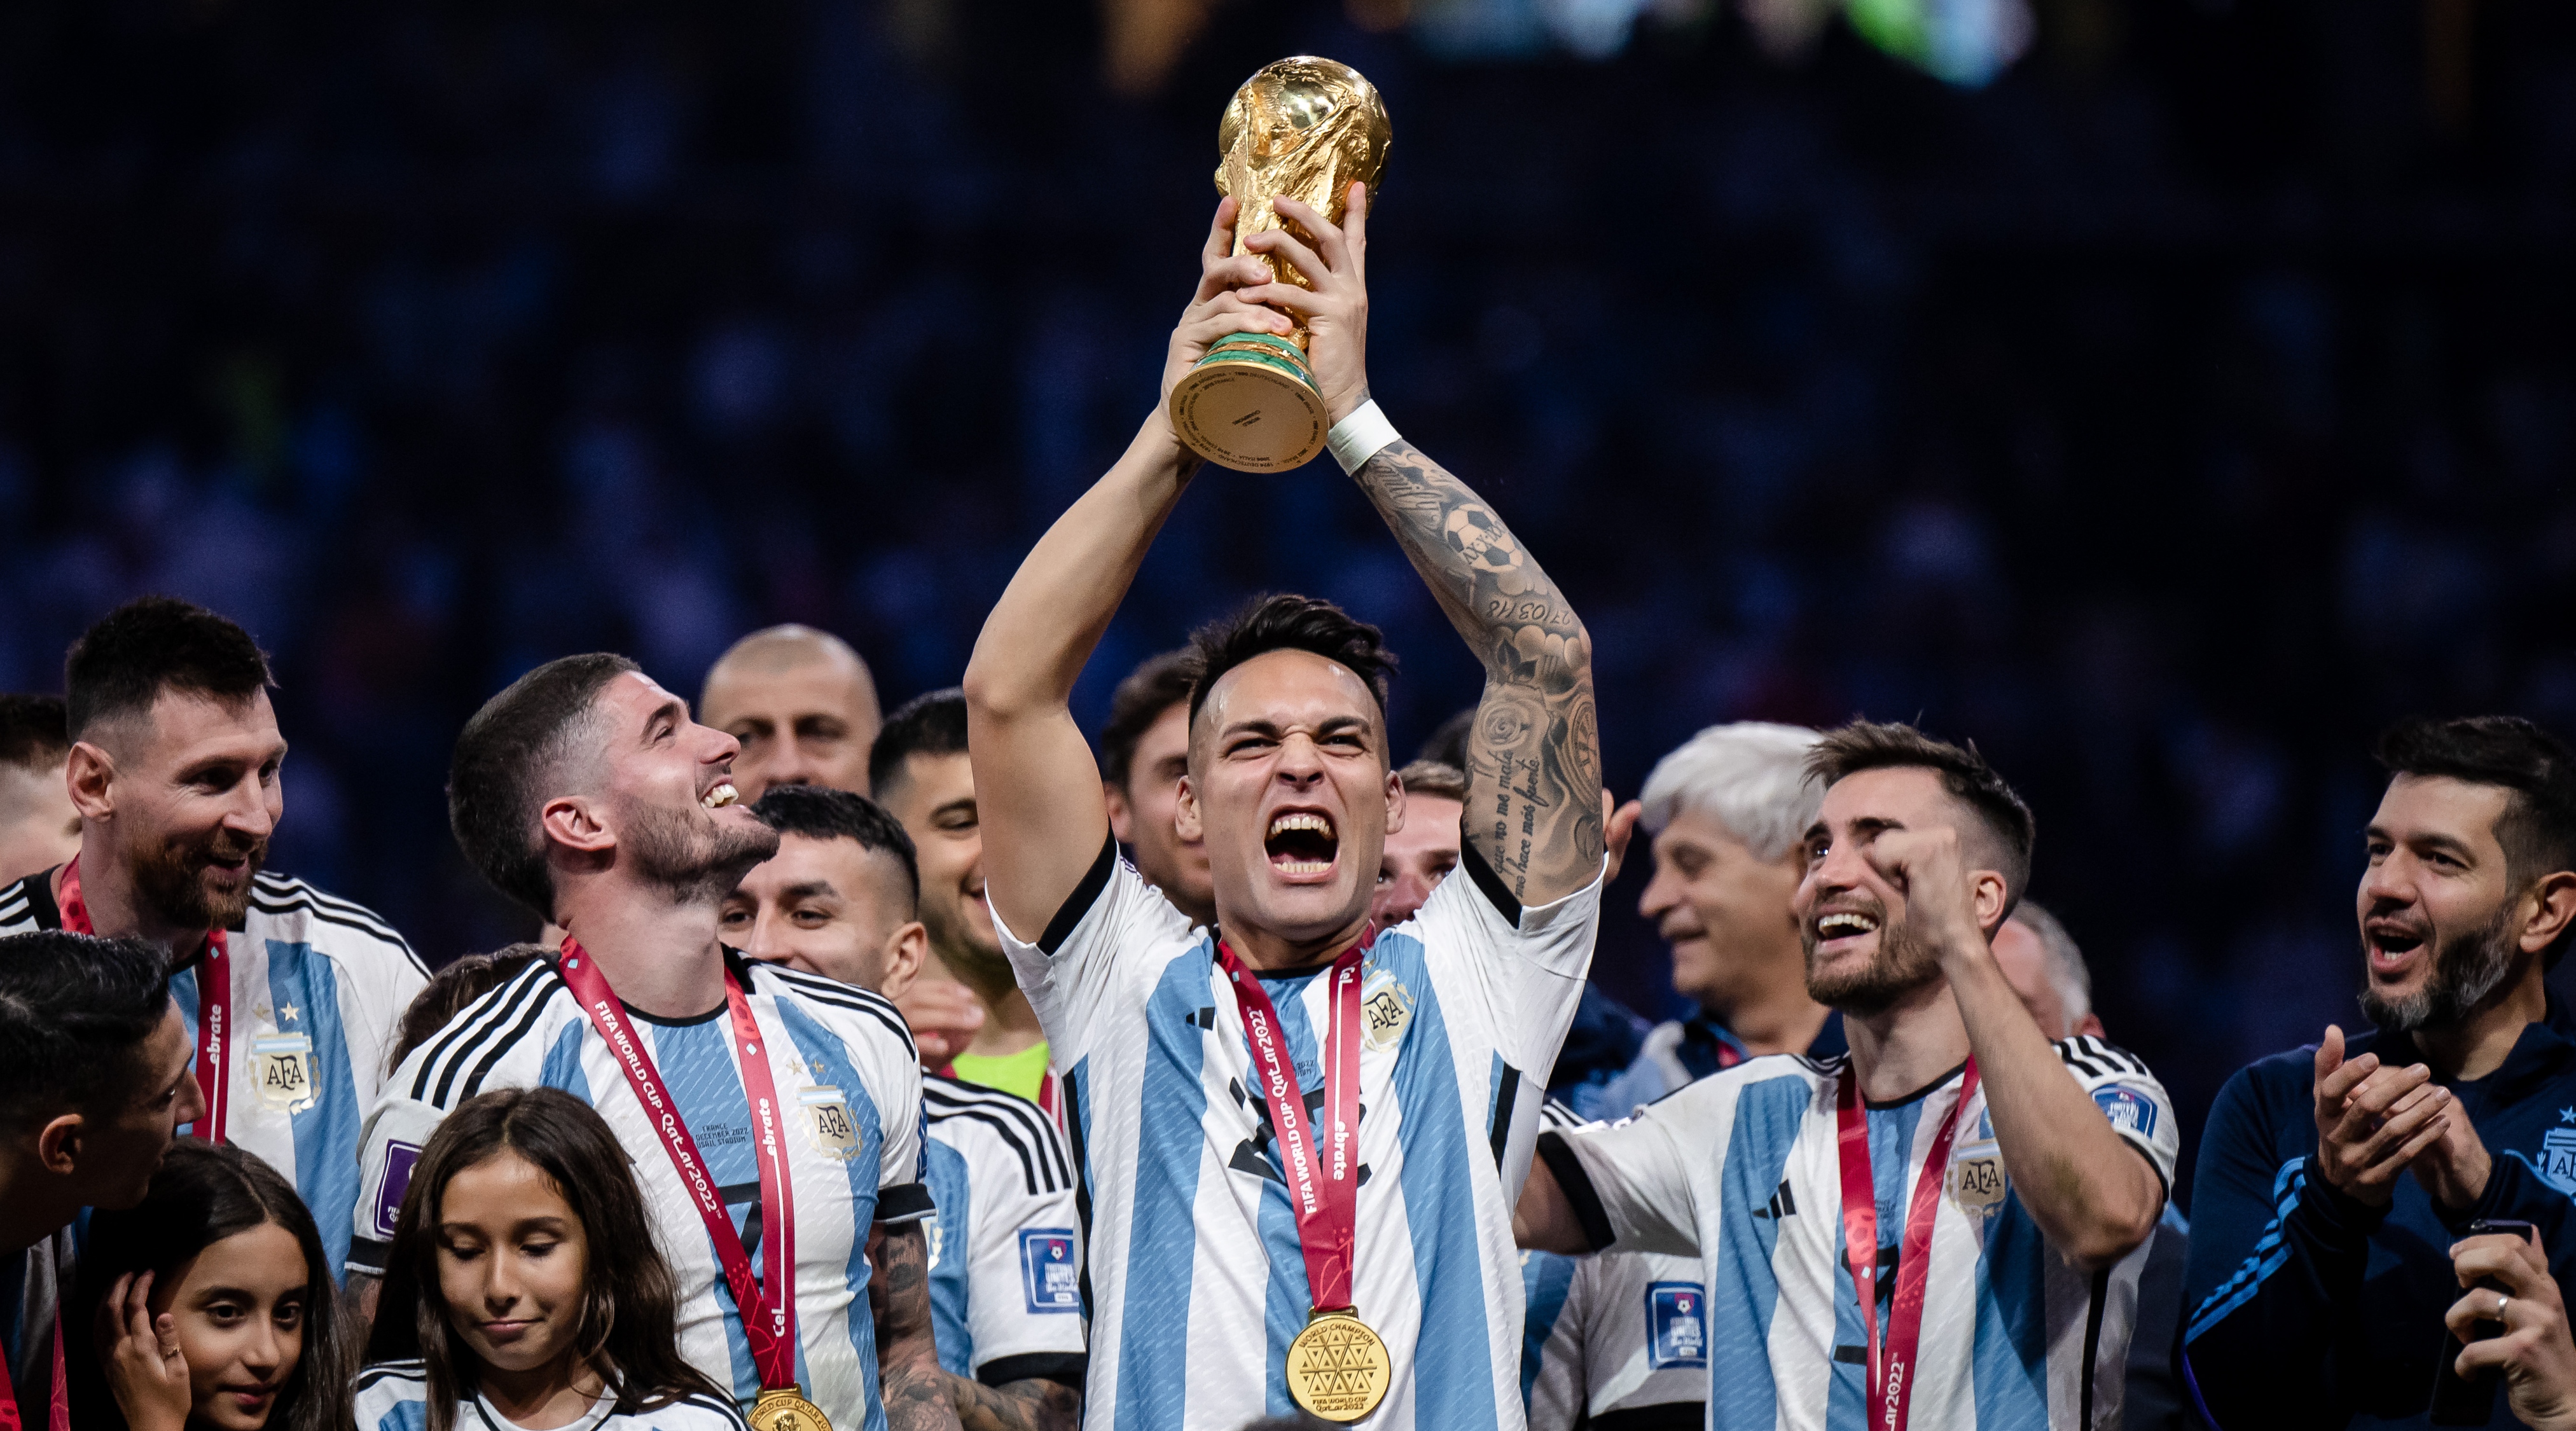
[{"left": 1167, "top": 57, "right": 1392, "bottom": 473}]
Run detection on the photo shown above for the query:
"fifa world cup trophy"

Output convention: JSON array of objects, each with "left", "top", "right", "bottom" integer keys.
[{"left": 1167, "top": 57, "right": 1392, "bottom": 473}]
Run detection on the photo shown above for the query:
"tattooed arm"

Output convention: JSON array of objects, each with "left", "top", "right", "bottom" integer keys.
[
  {"left": 947, "top": 1377, "right": 1081, "bottom": 1431},
  {"left": 1240, "top": 190, "right": 1603, "bottom": 908},
  {"left": 870, "top": 1221, "right": 964, "bottom": 1431}
]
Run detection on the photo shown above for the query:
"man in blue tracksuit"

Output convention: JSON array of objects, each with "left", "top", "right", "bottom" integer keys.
[{"left": 2185, "top": 715, "right": 2576, "bottom": 1429}]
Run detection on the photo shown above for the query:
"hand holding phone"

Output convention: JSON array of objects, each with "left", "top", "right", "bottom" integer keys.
[{"left": 2432, "top": 1220, "right": 2576, "bottom": 1429}]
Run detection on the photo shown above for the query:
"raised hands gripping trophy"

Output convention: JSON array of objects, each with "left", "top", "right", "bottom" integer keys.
[{"left": 1166, "top": 57, "right": 1391, "bottom": 473}]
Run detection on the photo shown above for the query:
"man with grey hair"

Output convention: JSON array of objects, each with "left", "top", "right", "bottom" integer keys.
[
  {"left": 1991, "top": 898, "right": 2105, "bottom": 1042},
  {"left": 1571, "top": 721, "right": 1845, "bottom": 1121},
  {"left": 698, "top": 623, "right": 884, "bottom": 801}
]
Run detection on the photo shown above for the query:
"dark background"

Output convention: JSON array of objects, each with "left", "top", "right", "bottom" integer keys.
[{"left": 4, "top": 0, "right": 2573, "bottom": 1204}]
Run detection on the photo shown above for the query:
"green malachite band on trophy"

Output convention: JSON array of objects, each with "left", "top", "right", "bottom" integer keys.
[
  {"left": 1192, "top": 348, "right": 1312, "bottom": 385},
  {"left": 1203, "top": 331, "right": 1307, "bottom": 362}
]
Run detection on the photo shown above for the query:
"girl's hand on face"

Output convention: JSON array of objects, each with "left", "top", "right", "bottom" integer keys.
[{"left": 98, "top": 1271, "right": 193, "bottom": 1431}]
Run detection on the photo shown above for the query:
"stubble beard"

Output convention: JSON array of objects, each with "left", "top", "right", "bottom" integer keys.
[
  {"left": 2359, "top": 901, "right": 2519, "bottom": 1035},
  {"left": 1804, "top": 903, "right": 1945, "bottom": 1018},
  {"left": 132, "top": 825, "right": 268, "bottom": 932},
  {"left": 625, "top": 801, "right": 780, "bottom": 908}
]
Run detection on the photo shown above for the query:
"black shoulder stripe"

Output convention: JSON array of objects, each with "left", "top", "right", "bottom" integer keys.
[
  {"left": 423, "top": 965, "right": 561, "bottom": 1105},
  {"left": 251, "top": 873, "right": 412, "bottom": 941},
  {"left": 2054, "top": 1039, "right": 2107, "bottom": 1079},
  {"left": 410, "top": 963, "right": 552, "bottom": 1100},
  {"left": 1460, "top": 841, "right": 1522, "bottom": 927},
  {"left": 1037, "top": 834, "right": 1118, "bottom": 956},
  {"left": 932, "top": 1103, "right": 1051, "bottom": 1194},
  {"left": 352, "top": 1361, "right": 426, "bottom": 1391},
  {"left": 927, "top": 1084, "right": 1071, "bottom": 1187},
  {"left": 454, "top": 973, "right": 563, "bottom": 1103},
  {"left": 765, "top": 968, "right": 917, "bottom": 1054},
  {"left": 247, "top": 896, "right": 413, "bottom": 953}
]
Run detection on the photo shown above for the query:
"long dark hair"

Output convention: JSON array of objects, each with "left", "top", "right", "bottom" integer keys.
[
  {"left": 69, "top": 1140, "right": 356, "bottom": 1431},
  {"left": 363, "top": 1088, "right": 724, "bottom": 1431}
]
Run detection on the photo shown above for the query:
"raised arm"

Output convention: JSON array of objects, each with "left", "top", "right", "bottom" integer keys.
[
  {"left": 962, "top": 198, "right": 1300, "bottom": 939},
  {"left": 1241, "top": 190, "right": 1603, "bottom": 908}
]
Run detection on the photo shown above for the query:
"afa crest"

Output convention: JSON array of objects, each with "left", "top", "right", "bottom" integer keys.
[
  {"left": 799, "top": 1086, "right": 862, "bottom": 1162},
  {"left": 251, "top": 1034, "right": 317, "bottom": 1114},
  {"left": 1948, "top": 1137, "right": 2009, "bottom": 1216},
  {"left": 1361, "top": 971, "right": 1414, "bottom": 1053},
  {"left": 2538, "top": 1128, "right": 2576, "bottom": 1194}
]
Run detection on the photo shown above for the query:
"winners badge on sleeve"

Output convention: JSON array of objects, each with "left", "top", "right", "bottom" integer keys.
[
  {"left": 251, "top": 1034, "right": 318, "bottom": 1114},
  {"left": 798, "top": 1086, "right": 862, "bottom": 1162}
]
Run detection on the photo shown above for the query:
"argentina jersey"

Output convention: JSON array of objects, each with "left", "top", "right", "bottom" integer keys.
[
  {"left": 350, "top": 953, "right": 931, "bottom": 1431},
  {"left": 355, "top": 1359, "right": 752, "bottom": 1431},
  {"left": 1522, "top": 1102, "right": 1710, "bottom": 1431},
  {"left": 920, "top": 1074, "right": 1088, "bottom": 1388},
  {"left": 996, "top": 839, "right": 1603, "bottom": 1431},
  {"left": 0, "top": 866, "right": 427, "bottom": 1282},
  {"left": 1541, "top": 1038, "right": 2181, "bottom": 1431}
]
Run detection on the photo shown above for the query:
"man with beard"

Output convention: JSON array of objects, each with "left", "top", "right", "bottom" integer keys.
[
  {"left": 0, "top": 597, "right": 427, "bottom": 1280},
  {"left": 965, "top": 188, "right": 1606, "bottom": 1428},
  {"left": 352, "top": 654, "right": 950, "bottom": 1430},
  {"left": 1098, "top": 650, "right": 1214, "bottom": 927},
  {"left": 0, "top": 696, "right": 79, "bottom": 883},
  {"left": 869, "top": 691, "right": 1055, "bottom": 1114},
  {"left": 2184, "top": 715, "right": 2576, "bottom": 1430},
  {"left": 1518, "top": 721, "right": 2175, "bottom": 1430}
]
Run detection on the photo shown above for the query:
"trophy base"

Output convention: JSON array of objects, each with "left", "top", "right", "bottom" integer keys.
[{"left": 1168, "top": 341, "right": 1329, "bottom": 473}]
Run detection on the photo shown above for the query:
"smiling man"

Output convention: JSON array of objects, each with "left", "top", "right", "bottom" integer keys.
[
  {"left": 2184, "top": 715, "right": 2576, "bottom": 1430},
  {"left": 0, "top": 598, "right": 426, "bottom": 1282},
  {"left": 962, "top": 186, "right": 1605, "bottom": 1428},
  {"left": 699, "top": 625, "right": 883, "bottom": 803},
  {"left": 1518, "top": 720, "right": 2175, "bottom": 1430},
  {"left": 352, "top": 655, "right": 948, "bottom": 1430}
]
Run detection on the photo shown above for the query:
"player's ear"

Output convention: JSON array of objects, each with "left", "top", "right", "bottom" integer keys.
[
  {"left": 64, "top": 740, "right": 115, "bottom": 822},
  {"left": 879, "top": 920, "right": 929, "bottom": 1003},
  {"left": 1973, "top": 871, "right": 2011, "bottom": 938},
  {"left": 1175, "top": 775, "right": 1204, "bottom": 843},
  {"left": 1384, "top": 766, "right": 1406, "bottom": 836},
  {"left": 540, "top": 796, "right": 616, "bottom": 855},
  {"left": 1104, "top": 780, "right": 1135, "bottom": 842}
]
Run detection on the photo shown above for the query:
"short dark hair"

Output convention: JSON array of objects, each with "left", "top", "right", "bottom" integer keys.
[
  {"left": 448, "top": 653, "right": 641, "bottom": 921},
  {"left": 1807, "top": 720, "right": 2035, "bottom": 909},
  {"left": 0, "top": 930, "right": 174, "bottom": 1127},
  {"left": 1184, "top": 594, "right": 1397, "bottom": 736},
  {"left": 0, "top": 695, "right": 69, "bottom": 773},
  {"left": 751, "top": 785, "right": 920, "bottom": 909},
  {"left": 1102, "top": 650, "right": 1202, "bottom": 791},
  {"left": 64, "top": 597, "right": 274, "bottom": 742},
  {"left": 2376, "top": 716, "right": 2576, "bottom": 964},
  {"left": 367, "top": 1088, "right": 727, "bottom": 1431},
  {"left": 1397, "top": 759, "right": 1469, "bottom": 803},
  {"left": 389, "top": 946, "right": 550, "bottom": 1072},
  {"left": 73, "top": 1142, "right": 354, "bottom": 1431},
  {"left": 868, "top": 688, "right": 967, "bottom": 796}
]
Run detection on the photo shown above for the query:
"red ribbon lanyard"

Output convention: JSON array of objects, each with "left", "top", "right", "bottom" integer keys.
[
  {"left": 0, "top": 1312, "right": 71, "bottom": 1431},
  {"left": 1835, "top": 1056, "right": 1978, "bottom": 1431},
  {"left": 1215, "top": 942, "right": 1366, "bottom": 1313},
  {"left": 59, "top": 859, "right": 231, "bottom": 1146},
  {"left": 557, "top": 939, "right": 801, "bottom": 1394}
]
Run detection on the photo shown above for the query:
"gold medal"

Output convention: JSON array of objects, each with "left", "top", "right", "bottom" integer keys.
[
  {"left": 747, "top": 1386, "right": 831, "bottom": 1431},
  {"left": 1285, "top": 1308, "right": 1390, "bottom": 1422}
]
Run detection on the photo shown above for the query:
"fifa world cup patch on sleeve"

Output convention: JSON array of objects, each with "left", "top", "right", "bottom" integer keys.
[
  {"left": 2093, "top": 1085, "right": 2159, "bottom": 1141},
  {"left": 375, "top": 1140, "right": 424, "bottom": 1238},
  {"left": 1019, "top": 1229, "right": 1081, "bottom": 1313},
  {"left": 1645, "top": 1282, "right": 1708, "bottom": 1369},
  {"left": 251, "top": 1033, "right": 318, "bottom": 1114}
]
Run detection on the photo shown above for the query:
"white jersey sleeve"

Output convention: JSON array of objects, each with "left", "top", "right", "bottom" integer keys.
[
  {"left": 2054, "top": 1034, "right": 2182, "bottom": 1194},
  {"left": 1404, "top": 847, "right": 1605, "bottom": 1074},
  {"left": 927, "top": 1079, "right": 1088, "bottom": 1381},
  {"left": 760, "top": 964, "right": 933, "bottom": 1221},
  {"left": 994, "top": 838, "right": 1198, "bottom": 1069},
  {"left": 1541, "top": 1075, "right": 1722, "bottom": 1261}
]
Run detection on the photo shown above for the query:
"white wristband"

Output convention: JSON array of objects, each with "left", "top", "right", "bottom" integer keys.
[{"left": 1326, "top": 400, "right": 1401, "bottom": 474}]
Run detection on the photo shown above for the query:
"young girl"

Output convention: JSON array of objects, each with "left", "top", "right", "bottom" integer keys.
[
  {"left": 73, "top": 1138, "right": 356, "bottom": 1431},
  {"left": 359, "top": 1088, "right": 749, "bottom": 1431}
]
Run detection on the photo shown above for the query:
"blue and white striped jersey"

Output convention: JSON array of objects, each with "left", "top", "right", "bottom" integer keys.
[
  {"left": 1543, "top": 1039, "right": 2180, "bottom": 1431},
  {"left": 350, "top": 953, "right": 929, "bottom": 1431},
  {"left": 0, "top": 866, "right": 427, "bottom": 1282},
  {"left": 920, "top": 1074, "right": 1088, "bottom": 1386},
  {"left": 354, "top": 1360, "right": 751, "bottom": 1431},
  {"left": 1522, "top": 1102, "right": 1709, "bottom": 1431},
  {"left": 997, "top": 841, "right": 1603, "bottom": 1431}
]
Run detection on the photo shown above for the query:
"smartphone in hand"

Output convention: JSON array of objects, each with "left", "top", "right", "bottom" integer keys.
[{"left": 2430, "top": 1219, "right": 2542, "bottom": 1425}]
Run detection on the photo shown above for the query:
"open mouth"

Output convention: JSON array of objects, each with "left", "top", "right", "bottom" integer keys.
[
  {"left": 2366, "top": 920, "right": 2425, "bottom": 974},
  {"left": 701, "top": 781, "right": 740, "bottom": 811},
  {"left": 1813, "top": 909, "right": 1880, "bottom": 946},
  {"left": 1265, "top": 810, "right": 1339, "bottom": 877}
]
